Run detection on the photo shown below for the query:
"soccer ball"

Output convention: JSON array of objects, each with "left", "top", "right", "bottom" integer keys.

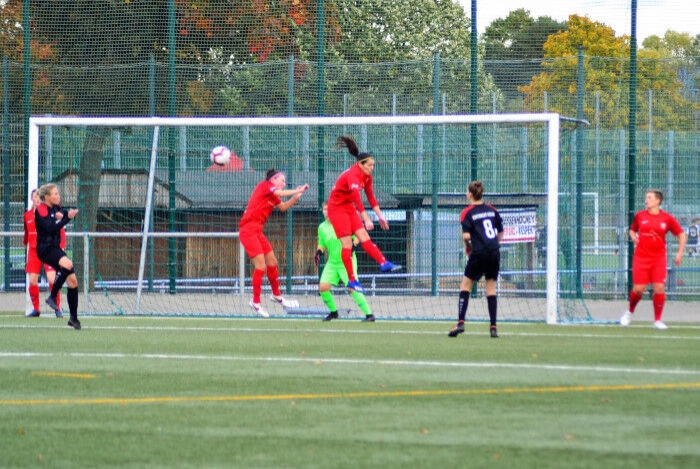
[{"left": 210, "top": 145, "right": 232, "bottom": 166}]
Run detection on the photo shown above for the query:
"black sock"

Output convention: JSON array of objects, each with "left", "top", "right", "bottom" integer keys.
[
  {"left": 52, "top": 267, "right": 71, "bottom": 297},
  {"left": 487, "top": 295, "right": 497, "bottom": 327},
  {"left": 458, "top": 291, "right": 470, "bottom": 322},
  {"left": 67, "top": 287, "right": 79, "bottom": 317}
]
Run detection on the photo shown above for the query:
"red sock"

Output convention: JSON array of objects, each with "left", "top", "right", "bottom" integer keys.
[
  {"left": 49, "top": 282, "right": 61, "bottom": 310},
  {"left": 628, "top": 290, "right": 643, "bottom": 313},
  {"left": 266, "top": 265, "right": 281, "bottom": 297},
  {"left": 361, "top": 240, "right": 386, "bottom": 265},
  {"left": 252, "top": 268, "right": 264, "bottom": 303},
  {"left": 652, "top": 293, "right": 665, "bottom": 321},
  {"left": 29, "top": 284, "right": 40, "bottom": 311},
  {"left": 341, "top": 248, "right": 356, "bottom": 282}
]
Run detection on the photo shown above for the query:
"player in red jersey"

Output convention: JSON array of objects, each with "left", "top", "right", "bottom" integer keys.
[
  {"left": 239, "top": 168, "right": 309, "bottom": 317},
  {"left": 23, "top": 189, "right": 65, "bottom": 318},
  {"left": 620, "top": 190, "right": 686, "bottom": 330},
  {"left": 328, "top": 136, "right": 402, "bottom": 294},
  {"left": 448, "top": 181, "right": 504, "bottom": 339}
]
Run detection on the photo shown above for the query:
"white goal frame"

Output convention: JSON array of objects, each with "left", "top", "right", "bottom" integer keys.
[{"left": 28, "top": 113, "right": 562, "bottom": 323}]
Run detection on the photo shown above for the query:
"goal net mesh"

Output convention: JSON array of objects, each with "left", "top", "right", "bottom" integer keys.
[{"left": 29, "top": 115, "right": 590, "bottom": 323}]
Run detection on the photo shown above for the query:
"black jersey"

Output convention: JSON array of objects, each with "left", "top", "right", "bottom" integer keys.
[
  {"left": 35, "top": 203, "right": 72, "bottom": 256},
  {"left": 688, "top": 224, "right": 699, "bottom": 244},
  {"left": 460, "top": 203, "right": 503, "bottom": 255}
]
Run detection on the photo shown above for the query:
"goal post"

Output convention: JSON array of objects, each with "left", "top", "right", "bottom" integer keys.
[{"left": 27, "top": 113, "right": 589, "bottom": 323}]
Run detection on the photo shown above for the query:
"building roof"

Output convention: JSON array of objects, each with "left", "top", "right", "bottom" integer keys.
[{"left": 56, "top": 169, "right": 399, "bottom": 210}]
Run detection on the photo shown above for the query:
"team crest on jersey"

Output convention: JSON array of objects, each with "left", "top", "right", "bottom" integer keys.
[{"left": 661, "top": 222, "right": 667, "bottom": 230}]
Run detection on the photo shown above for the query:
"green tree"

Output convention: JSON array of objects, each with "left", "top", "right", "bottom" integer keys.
[
  {"left": 483, "top": 9, "right": 567, "bottom": 98},
  {"left": 317, "top": 0, "right": 472, "bottom": 62},
  {"left": 642, "top": 31, "right": 699, "bottom": 97},
  {"left": 519, "top": 15, "right": 694, "bottom": 131},
  {"left": 288, "top": 0, "right": 503, "bottom": 116}
]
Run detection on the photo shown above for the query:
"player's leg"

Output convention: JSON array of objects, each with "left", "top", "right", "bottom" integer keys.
[
  {"left": 338, "top": 261, "right": 374, "bottom": 321},
  {"left": 249, "top": 253, "right": 268, "bottom": 315},
  {"left": 62, "top": 264, "right": 80, "bottom": 330},
  {"left": 650, "top": 260, "right": 669, "bottom": 329},
  {"left": 449, "top": 260, "right": 478, "bottom": 337},
  {"left": 45, "top": 267, "right": 62, "bottom": 318},
  {"left": 354, "top": 226, "right": 402, "bottom": 273},
  {"left": 264, "top": 240, "right": 299, "bottom": 309},
  {"left": 240, "top": 226, "right": 269, "bottom": 317},
  {"left": 620, "top": 257, "right": 650, "bottom": 326},
  {"left": 262, "top": 242, "right": 281, "bottom": 297},
  {"left": 38, "top": 248, "right": 71, "bottom": 316},
  {"left": 25, "top": 251, "right": 42, "bottom": 316},
  {"left": 27, "top": 273, "right": 41, "bottom": 316},
  {"left": 319, "top": 264, "right": 340, "bottom": 321},
  {"left": 484, "top": 279, "right": 498, "bottom": 338},
  {"left": 484, "top": 251, "right": 500, "bottom": 338}
]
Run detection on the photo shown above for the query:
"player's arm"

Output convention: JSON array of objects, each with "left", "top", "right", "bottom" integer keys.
[
  {"left": 275, "top": 185, "right": 309, "bottom": 212},
  {"left": 22, "top": 217, "right": 28, "bottom": 246},
  {"left": 315, "top": 228, "right": 327, "bottom": 266},
  {"left": 370, "top": 205, "right": 389, "bottom": 230},
  {"left": 364, "top": 180, "right": 388, "bottom": 230},
  {"left": 275, "top": 184, "right": 309, "bottom": 198},
  {"left": 628, "top": 228, "right": 639, "bottom": 245},
  {"left": 674, "top": 231, "right": 687, "bottom": 266},
  {"left": 462, "top": 232, "right": 472, "bottom": 256},
  {"left": 35, "top": 206, "right": 71, "bottom": 234}
]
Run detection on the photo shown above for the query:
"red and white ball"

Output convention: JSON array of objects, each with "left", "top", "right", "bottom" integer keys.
[{"left": 210, "top": 145, "right": 232, "bottom": 166}]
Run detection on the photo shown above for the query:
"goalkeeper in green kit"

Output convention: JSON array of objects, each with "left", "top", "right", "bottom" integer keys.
[{"left": 316, "top": 201, "right": 375, "bottom": 322}]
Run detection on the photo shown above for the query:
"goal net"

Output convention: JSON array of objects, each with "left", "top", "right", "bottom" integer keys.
[{"left": 27, "top": 114, "right": 590, "bottom": 323}]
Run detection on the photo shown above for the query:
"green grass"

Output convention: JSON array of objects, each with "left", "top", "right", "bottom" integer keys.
[{"left": 1, "top": 314, "right": 698, "bottom": 468}]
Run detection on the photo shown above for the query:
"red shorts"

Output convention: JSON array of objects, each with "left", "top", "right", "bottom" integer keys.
[
  {"left": 327, "top": 204, "right": 363, "bottom": 238},
  {"left": 25, "top": 249, "right": 56, "bottom": 274},
  {"left": 239, "top": 224, "right": 273, "bottom": 259},
  {"left": 632, "top": 255, "right": 667, "bottom": 285}
]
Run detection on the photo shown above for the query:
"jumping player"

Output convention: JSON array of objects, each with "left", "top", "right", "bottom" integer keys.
[
  {"left": 620, "top": 189, "right": 686, "bottom": 329},
  {"left": 328, "top": 135, "right": 401, "bottom": 294},
  {"left": 448, "top": 181, "right": 503, "bottom": 339},
  {"left": 23, "top": 189, "right": 64, "bottom": 318},
  {"left": 316, "top": 202, "right": 375, "bottom": 322},
  {"left": 35, "top": 183, "right": 81, "bottom": 330},
  {"left": 239, "top": 169, "right": 309, "bottom": 317}
]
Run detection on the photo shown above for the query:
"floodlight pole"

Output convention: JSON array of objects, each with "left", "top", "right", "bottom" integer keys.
[{"left": 627, "top": 0, "right": 638, "bottom": 291}]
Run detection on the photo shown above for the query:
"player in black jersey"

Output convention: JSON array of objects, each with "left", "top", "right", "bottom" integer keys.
[
  {"left": 35, "top": 183, "right": 82, "bottom": 330},
  {"left": 448, "top": 181, "right": 503, "bottom": 338},
  {"left": 688, "top": 218, "right": 699, "bottom": 260}
]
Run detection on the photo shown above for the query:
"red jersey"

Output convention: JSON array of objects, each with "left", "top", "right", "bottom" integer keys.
[
  {"left": 630, "top": 209, "right": 683, "bottom": 259},
  {"left": 23, "top": 210, "right": 38, "bottom": 248},
  {"left": 328, "top": 164, "right": 378, "bottom": 213},
  {"left": 239, "top": 180, "right": 282, "bottom": 228}
]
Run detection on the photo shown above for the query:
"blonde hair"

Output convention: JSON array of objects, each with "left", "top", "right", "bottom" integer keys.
[{"left": 37, "top": 183, "right": 58, "bottom": 201}]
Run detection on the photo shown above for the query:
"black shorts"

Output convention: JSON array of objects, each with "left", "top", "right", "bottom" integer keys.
[
  {"left": 36, "top": 246, "right": 68, "bottom": 271},
  {"left": 464, "top": 250, "right": 500, "bottom": 282}
]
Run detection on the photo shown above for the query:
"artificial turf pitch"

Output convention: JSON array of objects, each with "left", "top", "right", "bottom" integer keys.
[{"left": 1, "top": 314, "right": 698, "bottom": 468}]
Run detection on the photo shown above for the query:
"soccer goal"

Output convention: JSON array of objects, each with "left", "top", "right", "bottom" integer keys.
[{"left": 27, "top": 113, "right": 590, "bottom": 323}]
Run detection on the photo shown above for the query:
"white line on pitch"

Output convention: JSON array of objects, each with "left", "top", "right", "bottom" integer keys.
[
  {"left": 2, "top": 323, "right": 699, "bottom": 341},
  {"left": 1, "top": 351, "right": 698, "bottom": 376}
]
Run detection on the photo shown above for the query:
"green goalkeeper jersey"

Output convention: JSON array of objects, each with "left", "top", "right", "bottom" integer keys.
[{"left": 318, "top": 219, "right": 356, "bottom": 267}]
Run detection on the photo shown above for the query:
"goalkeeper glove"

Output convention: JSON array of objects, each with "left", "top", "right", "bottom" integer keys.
[{"left": 315, "top": 249, "right": 323, "bottom": 267}]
